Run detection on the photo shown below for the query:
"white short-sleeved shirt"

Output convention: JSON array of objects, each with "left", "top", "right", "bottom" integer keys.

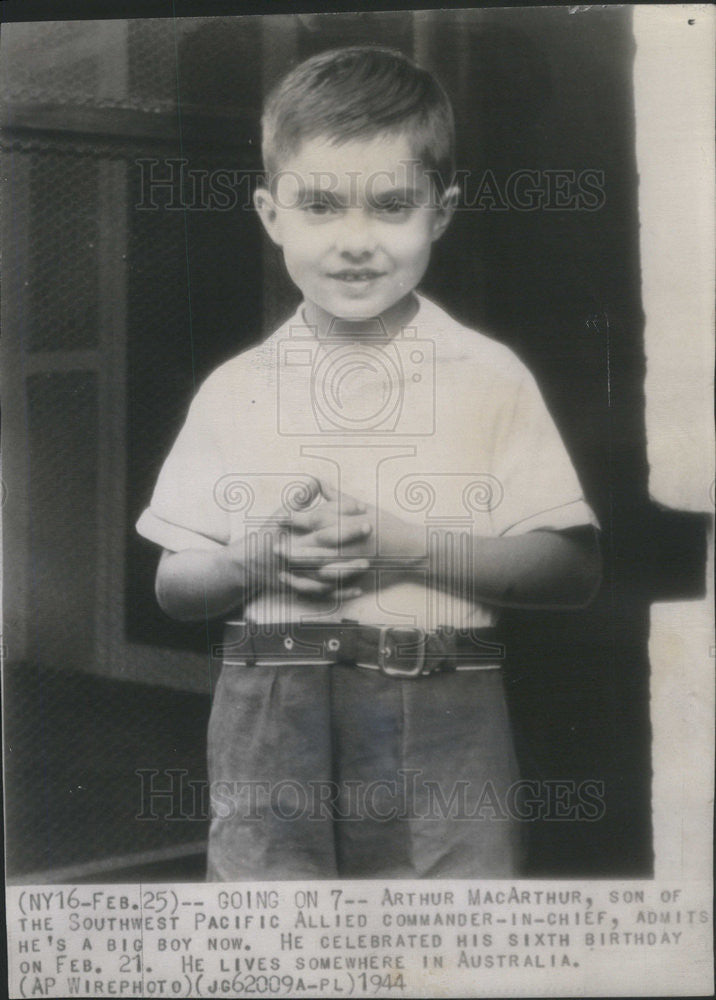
[{"left": 137, "top": 294, "right": 598, "bottom": 628}]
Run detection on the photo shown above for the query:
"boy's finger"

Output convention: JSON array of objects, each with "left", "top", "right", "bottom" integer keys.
[
  {"left": 286, "top": 475, "right": 322, "bottom": 511},
  {"left": 275, "top": 517, "right": 371, "bottom": 558},
  {"left": 273, "top": 477, "right": 322, "bottom": 523},
  {"left": 278, "top": 500, "right": 367, "bottom": 532},
  {"left": 277, "top": 571, "right": 332, "bottom": 595},
  {"left": 315, "top": 559, "right": 370, "bottom": 582},
  {"left": 341, "top": 497, "right": 368, "bottom": 516},
  {"left": 319, "top": 481, "right": 367, "bottom": 515},
  {"left": 277, "top": 571, "right": 362, "bottom": 602},
  {"left": 318, "top": 480, "right": 339, "bottom": 502},
  {"left": 299, "top": 476, "right": 322, "bottom": 508},
  {"left": 281, "top": 545, "right": 338, "bottom": 566},
  {"left": 313, "top": 521, "right": 372, "bottom": 547},
  {"left": 279, "top": 504, "right": 337, "bottom": 532},
  {"left": 328, "top": 587, "right": 363, "bottom": 602}
]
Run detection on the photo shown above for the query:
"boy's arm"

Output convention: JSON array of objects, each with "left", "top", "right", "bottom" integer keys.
[
  {"left": 154, "top": 496, "right": 370, "bottom": 622},
  {"left": 155, "top": 546, "right": 251, "bottom": 622},
  {"left": 420, "top": 523, "right": 602, "bottom": 609},
  {"left": 283, "top": 500, "right": 602, "bottom": 610}
]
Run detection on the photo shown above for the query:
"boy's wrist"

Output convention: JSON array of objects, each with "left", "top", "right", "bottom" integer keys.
[
  {"left": 225, "top": 523, "right": 285, "bottom": 597},
  {"left": 223, "top": 537, "right": 264, "bottom": 596},
  {"left": 380, "top": 516, "right": 430, "bottom": 567}
]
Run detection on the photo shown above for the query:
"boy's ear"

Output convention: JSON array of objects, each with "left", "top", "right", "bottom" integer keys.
[
  {"left": 430, "top": 183, "right": 460, "bottom": 242},
  {"left": 253, "top": 186, "right": 283, "bottom": 246}
]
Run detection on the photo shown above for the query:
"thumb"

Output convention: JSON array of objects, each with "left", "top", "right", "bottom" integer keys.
[
  {"left": 320, "top": 479, "right": 366, "bottom": 515},
  {"left": 319, "top": 479, "right": 339, "bottom": 503},
  {"left": 287, "top": 475, "right": 322, "bottom": 511}
]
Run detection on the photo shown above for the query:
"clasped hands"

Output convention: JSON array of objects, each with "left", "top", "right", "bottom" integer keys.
[{"left": 265, "top": 478, "right": 422, "bottom": 601}]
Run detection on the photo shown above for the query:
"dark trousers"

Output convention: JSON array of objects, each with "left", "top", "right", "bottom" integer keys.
[{"left": 206, "top": 661, "right": 522, "bottom": 880}]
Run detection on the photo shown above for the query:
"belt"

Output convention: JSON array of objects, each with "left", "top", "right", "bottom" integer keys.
[{"left": 216, "top": 621, "right": 505, "bottom": 680}]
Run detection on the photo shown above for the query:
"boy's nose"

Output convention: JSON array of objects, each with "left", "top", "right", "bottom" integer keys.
[{"left": 335, "top": 211, "right": 377, "bottom": 257}]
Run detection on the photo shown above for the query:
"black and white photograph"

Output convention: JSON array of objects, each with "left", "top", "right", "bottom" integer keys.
[{"left": 1, "top": 2, "right": 713, "bottom": 996}]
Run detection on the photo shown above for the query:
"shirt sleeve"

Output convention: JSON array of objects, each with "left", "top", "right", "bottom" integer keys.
[
  {"left": 136, "top": 377, "right": 230, "bottom": 552},
  {"left": 489, "top": 366, "right": 599, "bottom": 537}
]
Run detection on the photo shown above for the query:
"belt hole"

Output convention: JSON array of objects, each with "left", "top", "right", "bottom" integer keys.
[
  {"left": 327, "top": 638, "right": 340, "bottom": 652},
  {"left": 283, "top": 637, "right": 294, "bottom": 650}
]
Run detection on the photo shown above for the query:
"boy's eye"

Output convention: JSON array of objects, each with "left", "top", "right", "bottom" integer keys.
[
  {"left": 302, "top": 198, "right": 336, "bottom": 215},
  {"left": 373, "top": 198, "right": 413, "bottom": 216}
]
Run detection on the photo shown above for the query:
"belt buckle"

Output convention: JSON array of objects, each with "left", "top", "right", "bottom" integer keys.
[{"left": 378, "top": 626, "right": 428, "bottom": 679}]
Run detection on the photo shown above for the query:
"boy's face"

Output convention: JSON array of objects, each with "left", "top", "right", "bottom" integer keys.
[{"left": 255, "top": 133, "right": 455, "bottom": 325}]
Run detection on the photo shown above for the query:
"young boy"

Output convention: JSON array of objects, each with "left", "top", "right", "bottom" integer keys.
[{"left": 137, "top": 46, "right": 601, "bottom": 880}]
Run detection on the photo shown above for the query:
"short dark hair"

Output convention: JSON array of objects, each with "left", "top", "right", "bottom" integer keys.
[{"left": 261, "top": 46, "right": 455, "bottom": 192}]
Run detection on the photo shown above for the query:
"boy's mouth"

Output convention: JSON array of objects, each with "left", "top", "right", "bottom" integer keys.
[{"left": 329, "top": 269, "right": 386, "bottom": 283}]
